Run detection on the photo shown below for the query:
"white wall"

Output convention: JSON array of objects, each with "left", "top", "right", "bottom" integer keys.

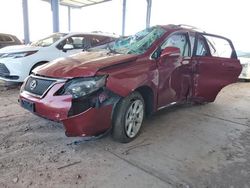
[
  {"left": 0, "top": 0, "right": 23, "bottom": 40},
  {"left": 0, "top": 0, "right": 249, "bottom": 51},
  {"left": 150, "top": 0, "right": 250, "bottom": 51}
]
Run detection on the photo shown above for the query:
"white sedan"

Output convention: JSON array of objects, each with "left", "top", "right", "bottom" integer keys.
[
  {"left": 238, "top": 55, "right": 250, "bottom": 81},
  {"left": 0, "top": 32, "right": 116, "bottom": 82}
]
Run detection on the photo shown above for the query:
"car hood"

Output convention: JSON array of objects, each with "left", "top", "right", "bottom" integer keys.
[
  {"left": 33, "top": 51, "right": 138, "bottom": 78},
  {"left": 0, "top": 45, "right": 41, "bottom": 53}
]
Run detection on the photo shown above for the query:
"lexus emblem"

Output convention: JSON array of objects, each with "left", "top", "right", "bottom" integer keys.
[{"left": 30, "top": 80, "right": 37, "bottom": 90}]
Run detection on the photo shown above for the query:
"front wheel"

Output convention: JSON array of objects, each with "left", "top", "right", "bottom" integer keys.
[{"left": 112, "top": 91, "right": 145, "bottom": 143}]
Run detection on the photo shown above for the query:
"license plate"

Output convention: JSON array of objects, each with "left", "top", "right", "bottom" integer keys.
[{"left": 20, "top": 99, "right": 35, "bottom": 113}]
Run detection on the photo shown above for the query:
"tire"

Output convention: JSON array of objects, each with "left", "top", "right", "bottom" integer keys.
[{"left": 112, "top": 91, "right": 145, "bottom": 143}]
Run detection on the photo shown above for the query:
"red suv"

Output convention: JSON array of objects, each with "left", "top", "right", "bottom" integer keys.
[{"left": 19, "top": 25, "right": 242, "bottom": 143}]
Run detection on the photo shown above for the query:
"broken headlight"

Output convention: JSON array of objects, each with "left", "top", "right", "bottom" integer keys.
[{"left": 61, "top": 76, "right": 107, "bottom": 99}]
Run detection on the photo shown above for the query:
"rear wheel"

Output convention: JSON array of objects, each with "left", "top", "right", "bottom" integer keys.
[{"left": 112, "top": 91, "right": 145, "bottom": 143}]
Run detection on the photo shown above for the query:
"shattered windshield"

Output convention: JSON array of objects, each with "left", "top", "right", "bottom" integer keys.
[
  {"left": 109, "top": 26, "right": 166, "bottom": 55},
  {"left": 30, "top": 33, "right": 67, "bottom": 47}
]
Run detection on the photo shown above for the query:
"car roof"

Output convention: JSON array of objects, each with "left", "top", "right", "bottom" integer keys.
[
  {"left": 160, "top": 24, "right": 205, "bottom": 33},
  {"left": 0, "top": 33, "right": 18, "bottom": 37}
]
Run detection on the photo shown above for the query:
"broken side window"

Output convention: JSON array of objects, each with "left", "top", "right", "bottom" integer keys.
[{"left": 160, "top": 33, "right": 190, "bottom": 57}]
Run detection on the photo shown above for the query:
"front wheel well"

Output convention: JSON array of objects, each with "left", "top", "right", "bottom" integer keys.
[
  {"left": 135, "top": 86, "right": 154, "bottom": 117},
  {"left": 29, "top": 61, "right": 48, "bottom": 75}
]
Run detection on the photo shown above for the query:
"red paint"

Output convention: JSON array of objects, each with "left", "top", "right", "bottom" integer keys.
[
  {"left": 19, "top": 25, "right": 242, "bottom": 137},
  {"left": 191, "top": 56, "right": 241, "bottom": 102},
  {"left": 34, "top": 52, "right": 137, "bottom": 79},
  {"left": 62, "top": 105, "right": 112, "bottom": 137},
  {"left": 20, "top": 83, "right": 71, "bottom": 121}
]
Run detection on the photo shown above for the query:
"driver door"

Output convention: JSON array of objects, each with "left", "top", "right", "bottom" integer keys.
[{"left": 156, "top": 32, "right": 193, "bottom": 109}]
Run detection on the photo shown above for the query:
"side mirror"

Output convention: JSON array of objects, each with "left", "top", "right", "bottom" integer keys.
[
  {"left": 161, "top": 46, "right": 181, "bottom": 58},
  {"left": 63, "top": 44, "right": 74, "bottom": 52}
]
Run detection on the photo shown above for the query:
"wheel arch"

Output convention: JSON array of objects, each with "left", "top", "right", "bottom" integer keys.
[
  {"left": 135, "top": 86, "right": 155, "bottom": 117},
  {"left": 29, "top": 61, "right": 49, "bottom": 74}
]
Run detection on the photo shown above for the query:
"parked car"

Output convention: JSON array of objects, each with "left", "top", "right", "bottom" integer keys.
[
  {"left": 237, "top": 52, "right": 250, "bottom": 81},
  {"left": 0, "top": 33, "right": 22, "bottom": 49},
  {"left": 19, "top": 25, "right": 242, "bottom": 143},
  {"left": 0, "top": 32, "right": 117, "bottom": 82}
]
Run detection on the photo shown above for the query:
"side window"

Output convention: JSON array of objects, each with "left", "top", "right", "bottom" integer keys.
[
  {"left": 0, "top": 35, "right": 14, "bottom": 43},
  {"left": 195, "top": 35, "right": 210, "bottom": 56},
  {"left": 203, "top": 35, "right": 233, "bottom": 58},
  {"left": 81, "top": 37, "right": 92, "bottom": 49},
  {"left": 189, "top": 35, "right": 195, "bottom": 53},
  {"left": 90, "top": 36, "right": 111, "bottom": 47},
  {"left": 161, "top": 33, "right": 190, "bottom": 56},
  {"left": 3, "top": 36, "right": 14, "bottom": 42},
  {"left": 60, "top": 36, "right": 92, "bottom": 50},
  {"left": 71, "top": 36, "right": 85, "bottom": 49},
  {"left": 90, "top": 37, "right": 101, "bottom": 47}
]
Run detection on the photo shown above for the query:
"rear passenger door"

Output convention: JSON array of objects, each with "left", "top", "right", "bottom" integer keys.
[{"left": 191, "top": 33, "right": 242, "bottom": 102}]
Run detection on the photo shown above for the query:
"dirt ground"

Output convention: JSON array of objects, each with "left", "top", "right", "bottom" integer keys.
[{"left": 0, "top": 81, "right": 250, "bottom": 188}]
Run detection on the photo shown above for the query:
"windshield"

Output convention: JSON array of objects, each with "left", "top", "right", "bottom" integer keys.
[
  {"left": 108, "top": 26, "right": 166, "bottom": 55},
  {"left": 30, "top": 33, "right": 67, "bottom": 47}
]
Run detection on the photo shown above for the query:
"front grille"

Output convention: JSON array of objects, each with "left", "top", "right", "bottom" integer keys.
[
  {"left": 0, "top": 63, "right": 10, "bottom": 76},
  {"left": 24, "top": 76, "right": 55, "bottom": 96}
]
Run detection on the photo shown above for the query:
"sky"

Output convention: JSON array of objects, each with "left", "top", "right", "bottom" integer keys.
[{"left": 0, "top": 0, "right": 249, "bottom": 51}]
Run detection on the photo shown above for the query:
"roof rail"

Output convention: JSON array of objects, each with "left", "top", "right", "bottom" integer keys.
[{"left": 177, "top": 24, "right": 206, "bottom": 33}]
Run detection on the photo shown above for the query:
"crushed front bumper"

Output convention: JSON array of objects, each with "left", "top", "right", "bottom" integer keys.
[{"left": 19, "top": 82, "right": 121, "bottom": 137}]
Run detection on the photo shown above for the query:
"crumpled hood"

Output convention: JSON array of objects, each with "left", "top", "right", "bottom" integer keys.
[
  {"left": 33, "top": 51, "right": 138, "bottom": 78},
  {"left": 0, "top": 45, "right": 41, "bottom": 53}
]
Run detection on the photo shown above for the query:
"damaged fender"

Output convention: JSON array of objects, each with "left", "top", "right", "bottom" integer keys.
[{"left": 62, "top": 88, "right": 122, "bottom": 137}]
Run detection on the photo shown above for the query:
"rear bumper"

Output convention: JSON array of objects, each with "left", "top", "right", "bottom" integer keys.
[{"left": 19, "top": 82, "right": 119, "bottom": 137}]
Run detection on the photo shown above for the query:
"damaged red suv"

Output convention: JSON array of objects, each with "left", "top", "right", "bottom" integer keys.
[{"left": 19, "top": 25, "right": 242, "bottom": 143}]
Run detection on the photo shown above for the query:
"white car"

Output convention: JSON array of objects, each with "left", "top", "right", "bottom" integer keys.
[
  {"left": 238, "top": 53, "right": 250, "bottom": 81},
  {"left": 0, "top": 32, "right": 116, "bottom": 82}
]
